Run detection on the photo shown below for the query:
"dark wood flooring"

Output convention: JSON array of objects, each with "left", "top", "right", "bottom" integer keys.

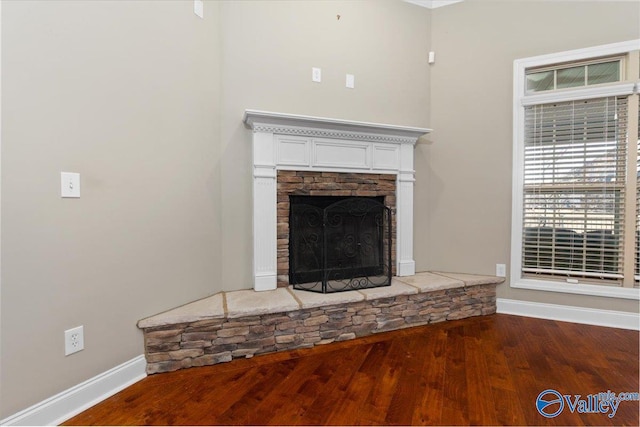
[{"left": 64, "top": 314, "right": 640, "bottom": 426}]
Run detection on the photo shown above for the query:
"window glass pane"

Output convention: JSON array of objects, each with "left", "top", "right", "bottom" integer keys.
[
  {"left": 587, "top": 61, "right": 620, "bottom": 86},
  {"left": 526, "top": 71, "right": 554, "bottom": 92},
  {"left": 522, "top": 97, "right": 628, "bottom": 281},
  {"left": 556, "top": 66, "right": 585, "bottom": 89}
]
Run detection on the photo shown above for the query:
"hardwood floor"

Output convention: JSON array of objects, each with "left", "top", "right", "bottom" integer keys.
[{"left": 64, "top": 314, "right": 639, "bottom": 426}]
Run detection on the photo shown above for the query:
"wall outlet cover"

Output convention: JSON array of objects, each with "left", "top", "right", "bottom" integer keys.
[{"left": 65, "top": 325, "right": 84, "bottom": 356}]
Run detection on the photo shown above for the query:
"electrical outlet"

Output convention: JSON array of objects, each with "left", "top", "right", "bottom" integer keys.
[
  {"left": 65, "top": 326, "right": 84, "bottom": 356},
  {"left": 496, "top": 263, "right": 506, "bottom": 278}
]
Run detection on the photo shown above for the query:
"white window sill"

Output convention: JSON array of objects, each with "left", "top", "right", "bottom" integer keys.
[{"left": 511, "top": 277, "right": 640, "bottom": 300}]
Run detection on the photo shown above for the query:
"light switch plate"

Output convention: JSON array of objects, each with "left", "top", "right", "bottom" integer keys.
[
  {"left": 346, "top": 74, "right": 355, "bottom": 89},
  {"left": 194, "top": 0, "right": 204, "bottom": 18},
  {"left": 61, "top": 172, "right": 80, "bottom": 198}
]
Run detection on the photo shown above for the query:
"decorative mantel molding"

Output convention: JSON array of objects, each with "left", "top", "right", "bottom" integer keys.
[
  {"left": 243, "top": 110, "right": 431, "bottom": 145},
  {"left": 243, "top": 110, "right": 430, "bottom": 291}
]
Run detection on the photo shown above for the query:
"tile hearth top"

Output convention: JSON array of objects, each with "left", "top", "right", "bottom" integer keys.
[{"left": 137, "top": 271, "right": 504, "bottom": 329}]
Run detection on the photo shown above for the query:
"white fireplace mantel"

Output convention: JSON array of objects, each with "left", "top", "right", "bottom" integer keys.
[{"left": 243, "top": 110, "right": 431, "bottom": 291}]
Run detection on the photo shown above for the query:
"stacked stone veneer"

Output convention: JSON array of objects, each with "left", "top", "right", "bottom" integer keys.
[
  {"left": 277, "top": 170, "right": 396, "bottom": 287},
  {"left": 138, "top": 272, "right": 502, "bottom": 375}
]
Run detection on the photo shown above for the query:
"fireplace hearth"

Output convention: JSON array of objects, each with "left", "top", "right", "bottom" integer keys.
[{"left": 289, "top": 196, "right": 392, "bottom": 293}]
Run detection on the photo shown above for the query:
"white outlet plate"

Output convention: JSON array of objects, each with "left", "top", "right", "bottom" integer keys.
[
  {"left": 312, "top": 67, "right": 322, "bottom": 83},
  {"left": 61, "top": 172, "right": 80, "bottom": 198},
  {"left": 65, "top": 325, "right": 84, "bottom": 356},
  {"left": 496, "top": 263, "right": 506, "bottom": 278}
]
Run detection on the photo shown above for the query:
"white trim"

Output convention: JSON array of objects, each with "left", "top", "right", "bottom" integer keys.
[
  {"left": 511, "top": 278, "right": 640, "bottom": 300},
  {"left": 255, "top": 274, "right": 277, "bottom": 292},
  {"left": 521, "top": 82, "right": 636, "bottom": 106},
  {"left": 497, "top": 298, "right": 640, "bottom": 331},
  {"left": 511, "top": 40, "right": 640, "bottom": 299},
  {"left": 398, "top": 260, "right": 416, "bottom": 276},
  {"left": 243, "top": 110, "right": 431, "bottom": 144},
  {"left": 404, "top": 0, "right": 463, "bottom": 9},
  {"left": 515, "top": 39, "right": 640, "bottom": 74},
  {"left": 0, "top": 355, "right": 147, "bottom": 426},
  {"left": 277, "top": 165, "right": 399, "bottom": 175},
  {"left": 0, "top": 1, "right": 4, "bottom": 413}
]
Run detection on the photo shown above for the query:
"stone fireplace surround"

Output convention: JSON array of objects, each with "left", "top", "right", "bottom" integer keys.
[{"left": 243, "top": 110, "right": 431, "bottom": 292}]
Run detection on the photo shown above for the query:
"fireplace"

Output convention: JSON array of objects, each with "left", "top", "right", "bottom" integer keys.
[
  {"left": 277, "top": 170, "right": 397, "bottom": 288},
  {"left": 289, "top": 195, "right": 392, "bottom": 293},
  {"left": 244, "top": 110, "right": 430, "bottom": 292}
]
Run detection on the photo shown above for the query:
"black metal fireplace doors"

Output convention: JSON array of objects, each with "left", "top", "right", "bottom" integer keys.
[{"left": 289, "top": 196, "right": 392, "bottom": 293}]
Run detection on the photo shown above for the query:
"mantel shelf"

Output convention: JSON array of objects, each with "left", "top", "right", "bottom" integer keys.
[{"left": 243, "top": 110, "right": 431, "bottom": 144}]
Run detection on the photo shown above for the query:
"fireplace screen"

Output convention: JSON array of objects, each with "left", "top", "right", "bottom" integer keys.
[{"left": 289, "top": 196, "right": 392, "bottom": 293}]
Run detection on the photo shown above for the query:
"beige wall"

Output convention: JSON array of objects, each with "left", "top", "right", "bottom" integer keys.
[
  {"left": 426, "top": 0, "right": 640, "bottom": 312},
  {"left": 1, "top": 1, "right": 222, "bottom": 417},
  {"left": 218, "top": 0, "right": 431, "bottom": 290}
]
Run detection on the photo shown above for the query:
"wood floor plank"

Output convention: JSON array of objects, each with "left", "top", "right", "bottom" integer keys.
[
  {"left": 335, "top": 340, "right": 395, "bottom": 425},
  {"left": 463, "top": 321, "right": 499, "bottom": 425},
  {"left": 478, "top": 318, "right": 526, "bottom": 426},
  {"left": 64, "top": 314, "right": 640, "bottom": 426},
  {"left": 287, "top": 346, "right": 372, "bottom": 425},
  {"left": 498, "top": 315, "right": 563, "bottom": 425},
  {"left": 249, "top": 354, "right": 327, "bottom": 425},
  {"left": 212, "top": 362, "right": 298, "bottom": 425},
  {"left": 380, "top": 331, "right": 427, "bottom": 425},
  {"left": 439, "top": 323, "right": 470, "bottom": 425},
  {"left": 410, "top": 329, "right": 447, "bottom": 425}
]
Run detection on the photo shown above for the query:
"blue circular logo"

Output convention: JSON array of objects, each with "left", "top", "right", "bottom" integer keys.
[{"left": 536, "top": 389, "right": 564, "bottom": 418}]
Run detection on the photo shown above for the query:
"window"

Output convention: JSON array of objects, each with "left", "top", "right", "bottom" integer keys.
[
  {"left": 512, "top": 40, "right": 640, "bottom": 299},
  {"left": 526, "top": 58, "right": 622, "bottom": 93}
]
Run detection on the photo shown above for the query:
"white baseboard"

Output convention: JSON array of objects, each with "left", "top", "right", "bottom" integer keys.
[
  {"left": 0, "top": 354, "right": 147, "bottom": 426},
  {"left": 497, "top": 298, "right": 640, "bottom": 330}
]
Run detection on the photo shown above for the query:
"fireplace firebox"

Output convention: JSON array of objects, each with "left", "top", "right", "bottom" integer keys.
[{"left": 289, "top": 196, "right": 392, "bottom": 293}]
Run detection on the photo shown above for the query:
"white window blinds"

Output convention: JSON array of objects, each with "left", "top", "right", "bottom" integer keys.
[{"left": 522, "top": 96, "right": 628, "bottom": 283}]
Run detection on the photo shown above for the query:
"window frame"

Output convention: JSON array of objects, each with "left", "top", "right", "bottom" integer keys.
[{"left": 511, "top": 39, "right": 640, "bottom": 300}]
